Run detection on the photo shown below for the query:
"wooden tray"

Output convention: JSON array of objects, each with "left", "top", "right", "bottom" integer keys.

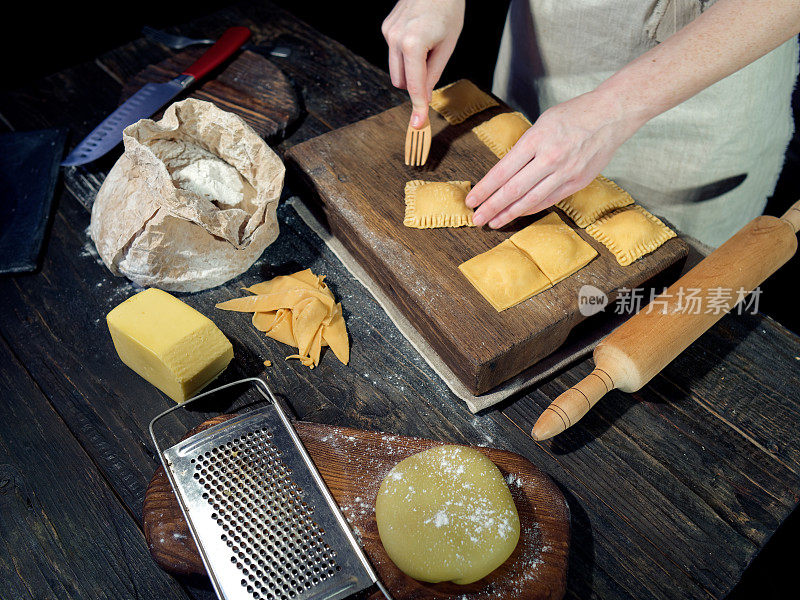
[
  {"left": 143, "top": 416, "right": 570, "bottom": 600},
  {"left": 284, "top": 94, "right": 688, "bottom": 394},
  {"left": 122, "top": 47, "right": 302, "bottom": 141}
]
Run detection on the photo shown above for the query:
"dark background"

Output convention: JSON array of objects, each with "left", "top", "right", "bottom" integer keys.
[{"left": 2, "top": 1, "right": 797, "bottom": 598}]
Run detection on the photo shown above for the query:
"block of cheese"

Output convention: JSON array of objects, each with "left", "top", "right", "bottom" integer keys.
[{"left": 107, "top": 288, "right": 233, "bottom": 402}]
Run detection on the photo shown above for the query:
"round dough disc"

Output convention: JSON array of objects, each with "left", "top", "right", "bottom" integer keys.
[{"left": 375, "top": 445, "right": 520, "bottom": 585}]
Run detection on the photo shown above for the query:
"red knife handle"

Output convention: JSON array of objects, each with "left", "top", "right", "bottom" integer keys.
[{"left": 181, "top": 26, "right": 251, "bottom": 80}]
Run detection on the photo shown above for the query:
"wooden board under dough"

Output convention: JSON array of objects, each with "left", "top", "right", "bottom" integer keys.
[
  {"left": 285, "top": 94, "right": 688, "bottom": 394},
  {"left": 143, "top": 416, "right": 570, "bottom": 600}
]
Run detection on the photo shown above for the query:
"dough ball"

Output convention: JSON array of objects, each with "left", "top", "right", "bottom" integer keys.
[{"left": 375, "top": 445, "right": 520, "bottom": 585}]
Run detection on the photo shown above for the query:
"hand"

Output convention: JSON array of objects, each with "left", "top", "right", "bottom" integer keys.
[
  {"left": 466, "top": 89, "right": 647, "bottom": 228},
  {"left": 382, "top": 0, "right": 465, "bottom": 128}
]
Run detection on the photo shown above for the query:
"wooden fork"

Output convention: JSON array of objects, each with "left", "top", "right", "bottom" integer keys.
[{"left": 404, "top": 117, "right": 431, "bottom": 167}]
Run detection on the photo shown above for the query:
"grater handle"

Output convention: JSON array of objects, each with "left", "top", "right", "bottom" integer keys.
[
  {"left": 148, "top": 377, "right": 273, "bottom": 463},
  {"left": 374, "top": 579, "right": 394, "bottom": 599}
]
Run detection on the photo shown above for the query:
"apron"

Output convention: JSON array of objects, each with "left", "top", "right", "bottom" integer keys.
[{"left": 492, "top": 0, "right": 799, "bottom": 247}]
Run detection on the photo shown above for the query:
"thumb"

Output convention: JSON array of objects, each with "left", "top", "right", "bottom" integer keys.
[{"left": 410, "top": 99, "right": 430, "bottom": 129}]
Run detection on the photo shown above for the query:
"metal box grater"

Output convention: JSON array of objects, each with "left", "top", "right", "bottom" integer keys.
[{"left": 149, "top": 378, "right": 392, "bottom": 600}]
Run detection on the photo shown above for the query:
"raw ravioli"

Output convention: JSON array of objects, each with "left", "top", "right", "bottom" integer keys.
[
  {"left": 509, "top": 212, "right": 598, "bottom": 284},
  {"left": 586, "top": 204, "right": 676, "bottom": 266},
  {"left": 472, "top": 111, "right": 531, "bottom": 158},
  {"left": 430, "top": 79, "right": 498, "bottom": 125},
  {"left": 459, "top": 240, "right": 551, "bottom": 311},
  {"left": 556, "top": 175, "right": 634, "bottom": 228},
  {"left": 403, "top": 180, "right": 474, "bottom": 229}
]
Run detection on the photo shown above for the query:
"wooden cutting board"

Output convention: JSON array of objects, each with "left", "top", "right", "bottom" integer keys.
[
  {"left": 284, "top": 91, "right": 688, "bottom": 395},
  {"left": 143, "top": 416, "right": 570, "bottom": 600},
  {"left": 122, "top": 47, "right": 302, "bottom": 141}
]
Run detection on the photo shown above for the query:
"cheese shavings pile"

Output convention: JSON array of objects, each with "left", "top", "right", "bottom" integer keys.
[{"left": 216, "top": 269, "right": 349, "bottom": 369}]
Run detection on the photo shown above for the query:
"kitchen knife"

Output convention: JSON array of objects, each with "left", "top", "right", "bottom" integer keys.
[{"left": 61, "top": 26, "right": 251, "bottom": 167}]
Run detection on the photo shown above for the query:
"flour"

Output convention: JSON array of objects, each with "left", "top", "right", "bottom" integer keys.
[
  {"left": 150, "top": 139, "right": 255, "bottom": 208},
  {"left": 432, "top": 510, "right": 450, "bottom": 528},
  {"left": 173, "top": 157, "right": 245, "bottom": 206}
]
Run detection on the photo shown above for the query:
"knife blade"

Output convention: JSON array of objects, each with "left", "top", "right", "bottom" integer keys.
[{"left": 62, "top": 26, "right": 251, "bottom": 167}]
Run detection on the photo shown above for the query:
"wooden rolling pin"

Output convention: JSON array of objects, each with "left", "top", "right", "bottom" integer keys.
[{"left": 532, "top": 199, "right": 800, "bottom": 441}]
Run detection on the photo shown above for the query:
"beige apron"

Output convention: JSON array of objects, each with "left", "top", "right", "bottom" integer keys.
[{"left": 492, "top": 0, "right": 799, "bottom": 247}]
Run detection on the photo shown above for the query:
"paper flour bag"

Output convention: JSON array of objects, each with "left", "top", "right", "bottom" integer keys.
[{"left": 90, "top": 98, "right": 284, "bottom": 292}]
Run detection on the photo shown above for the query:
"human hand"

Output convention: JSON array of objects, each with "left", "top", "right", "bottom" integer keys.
[
  {"left": 382, "top": 0, "right": 465, "bottom": 129},
  {"left": 466, "top": 89, "right": 647, "bottom": 228}
]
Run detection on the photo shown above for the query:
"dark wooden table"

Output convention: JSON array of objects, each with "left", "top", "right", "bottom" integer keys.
[{"left": 1, "top": 2, "right": 798, "bottom": 599}]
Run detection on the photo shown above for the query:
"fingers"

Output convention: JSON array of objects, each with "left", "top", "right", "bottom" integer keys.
[
  {"left": 401, "top": 38, "right": 430, "bottom": 128},
  {"left": 384, "top": 14, "right": 407, "bottom": 90},
  {"left": 459, "top": 79, "right": 628, "bottom": 229},
  {"left": 485, "top": 174, "right": 565, "bottom": 229},
  {"left": 472, "top": 156, "right": 556, "bottom": 227},
  {"left": 382, "top": 10, "right": 405, "bottom": 90},
  {"left": 538, "top": 178, "right": 587, "bottom": 209},
  {"left": 382, "top": 1, "right": 465, "bottom": 129},
  {"left": 388, "top": 44, "right": 406, "bottom": 89},
  {"left": 425, "top": 38, "right": 456, "bottom": 91},
  {"left": 465, "top": 140, "right": 536, "bottom": 210},
  {"left": 385, "top": 30, "right": 430, "bottom": 128}
]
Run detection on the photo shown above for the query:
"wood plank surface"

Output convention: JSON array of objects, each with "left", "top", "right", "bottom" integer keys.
[
  {"left": 143, "top": 416, "right": 570, "bottom": 600},
  {"left": 0, "top": 2, "right": 797, "bottom": 600},
  {"left": 2, "top": 187, "right": 795, "bottom": 599},
  {"left": 286, "top": 99, "right": 688, "bottom": 394},
  {"left": 121, "top": 48, "right": 301, "bottom": 141},
  {"left": 0, "top": 336, "right": 191, "bottom": 600}
]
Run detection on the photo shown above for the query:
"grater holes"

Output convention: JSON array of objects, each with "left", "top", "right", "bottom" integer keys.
[{"left": 198, "top": 431, "right": 341, "bottom": 599}]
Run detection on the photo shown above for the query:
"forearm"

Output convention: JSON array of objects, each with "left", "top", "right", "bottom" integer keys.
[{"left": 596, "top": 0, "right": 800, "bottom": 127}]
